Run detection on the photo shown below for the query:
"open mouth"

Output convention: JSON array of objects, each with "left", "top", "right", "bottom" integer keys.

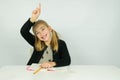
[{"left": 41, "top": 34, "right": 47, "bottom": 40}]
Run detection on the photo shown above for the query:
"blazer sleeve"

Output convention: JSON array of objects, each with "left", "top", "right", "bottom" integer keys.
[
  {"left": 20, "top": 18, "right": 35, "bottom": 46},
  {"left": 54, "top": 40, "right": 71, "bottom": 67}
]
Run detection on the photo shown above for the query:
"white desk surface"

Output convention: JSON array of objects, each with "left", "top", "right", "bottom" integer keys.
[{"left": 0, "top": 65, "right": 120, "bottom": 80}]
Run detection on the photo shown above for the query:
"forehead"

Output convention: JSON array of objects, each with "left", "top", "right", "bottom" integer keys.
[
  {"left": 36, "top": 24, "right": 47, "bottom": 29},
  {"left": 35, "top": 24, "right": 49, "bottom": 31}
]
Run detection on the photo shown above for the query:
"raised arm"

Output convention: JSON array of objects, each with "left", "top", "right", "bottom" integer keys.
[{"left": 20, "top": 4, "right": 41, "bottom": 46}]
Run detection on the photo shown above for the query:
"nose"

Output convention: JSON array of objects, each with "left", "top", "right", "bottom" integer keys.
[{"left": 39, "top": 32, "right": 45, "bottom": 37}]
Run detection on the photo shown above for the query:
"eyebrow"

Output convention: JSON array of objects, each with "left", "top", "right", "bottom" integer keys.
[
  {"left": 39, "top": 26, "right": 45, "bottom": 29},
  {"left": 35, "top": 26, "right": 45, "bottom": 33}
]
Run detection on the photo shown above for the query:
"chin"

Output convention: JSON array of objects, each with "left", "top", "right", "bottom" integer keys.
[{"left": 42, "top": 39, "right": 49, "bottom": 42}]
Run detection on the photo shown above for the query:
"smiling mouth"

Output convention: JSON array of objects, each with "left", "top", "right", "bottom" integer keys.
[{"left": 41, "top": 34, "right": 47, "bottom": 40}]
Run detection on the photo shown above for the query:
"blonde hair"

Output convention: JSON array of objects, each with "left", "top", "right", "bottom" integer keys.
[{"left": 32, "top": 20, "right": 59, "bottom": 52}]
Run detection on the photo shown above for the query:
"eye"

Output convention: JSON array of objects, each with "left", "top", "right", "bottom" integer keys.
[
  {"left": 36, "top": 32, "right": 40, "bottom": 35},
  {"left": 41, "top": 27, "right": 46, "bottom": 31},
  {"left": 41, "top": 28, "right": 45, "bottom": 31}
]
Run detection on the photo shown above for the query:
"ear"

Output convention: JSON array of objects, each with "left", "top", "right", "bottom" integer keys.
[{"left": 48, "top": 25, "right": 52, "bottom": 31}]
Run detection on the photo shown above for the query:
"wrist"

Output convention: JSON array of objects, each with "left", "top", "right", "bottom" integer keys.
[{"left": 30, "top": 18, "right": 36, "bottom": 23}]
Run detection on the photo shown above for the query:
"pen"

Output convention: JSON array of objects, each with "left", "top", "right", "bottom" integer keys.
[{"left": 33, "top": 67, "right": 42, "bottom": 74}]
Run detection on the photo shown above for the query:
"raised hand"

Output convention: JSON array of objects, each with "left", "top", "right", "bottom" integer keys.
[{"left": 30, "top": 3, "right": 41, "bottom": 22}]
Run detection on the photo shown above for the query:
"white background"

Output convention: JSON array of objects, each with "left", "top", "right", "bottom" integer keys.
[{"left": 0, "top": 0, "right": 120, "bottom": 67}]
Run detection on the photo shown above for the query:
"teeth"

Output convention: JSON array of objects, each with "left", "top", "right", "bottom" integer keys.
[{"left": 42, "top": 34, "right": 47, "bottom": 39}]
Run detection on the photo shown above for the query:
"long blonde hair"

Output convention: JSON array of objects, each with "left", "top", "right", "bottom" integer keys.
[{"left": 32, "top": 20, "right": 59, "bottom": 52}]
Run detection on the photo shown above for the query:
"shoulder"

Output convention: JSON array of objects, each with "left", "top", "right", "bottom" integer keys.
[
  {"left": 58, "top": 39, "right": 66, "bottom": 44},
  {"left": 58, "top": 39, "right": 67, "bottom": 46}
]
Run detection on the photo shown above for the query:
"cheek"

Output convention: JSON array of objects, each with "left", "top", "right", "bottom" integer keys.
[
  {"left": 36, "top": 33, "right": 42, "bottom": 39},
  {"left": 44, "top": 30, "right": 51, "bottom": 35},
  {"left": 36, "top": 35, "right": 42, "bottom": 40},
  {"left": 47, "top": 30, "right": 51, "bottom": 36}
]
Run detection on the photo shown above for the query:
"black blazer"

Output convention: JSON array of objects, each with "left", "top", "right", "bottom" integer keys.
[{"left": 20, "top": 18, "right": 71, "bottom": 67}]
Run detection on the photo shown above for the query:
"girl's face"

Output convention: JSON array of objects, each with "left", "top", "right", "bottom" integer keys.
[{"left": 35, "top": 24, "right": 52, "bottom": 43}]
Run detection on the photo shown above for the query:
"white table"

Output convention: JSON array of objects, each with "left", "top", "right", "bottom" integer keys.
[{"left": 0, "top": 65, "right": 120, "bottom": 80}]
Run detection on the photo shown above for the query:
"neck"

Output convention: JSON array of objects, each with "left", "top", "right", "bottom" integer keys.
[
  {"left": 45, "top": 32, "right": 52, "bottom": 46},
  {"left": 45, "top": 42, "right": 50, "bottom": 46},
  {"left": 45, "top": 39, "right": 51, "bottom": 46}
]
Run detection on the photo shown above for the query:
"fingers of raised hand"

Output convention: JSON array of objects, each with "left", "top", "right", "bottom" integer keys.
[
  {"left": 32, "top": 4, "right": 41, "bottom": 13},
  {"left": 36, "top": 3, "right": 41, "bottom": 12}
]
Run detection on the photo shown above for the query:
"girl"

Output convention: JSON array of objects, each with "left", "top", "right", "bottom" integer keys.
[{"left": 20, "top": 4, "right": 71, "bottom": 68}]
